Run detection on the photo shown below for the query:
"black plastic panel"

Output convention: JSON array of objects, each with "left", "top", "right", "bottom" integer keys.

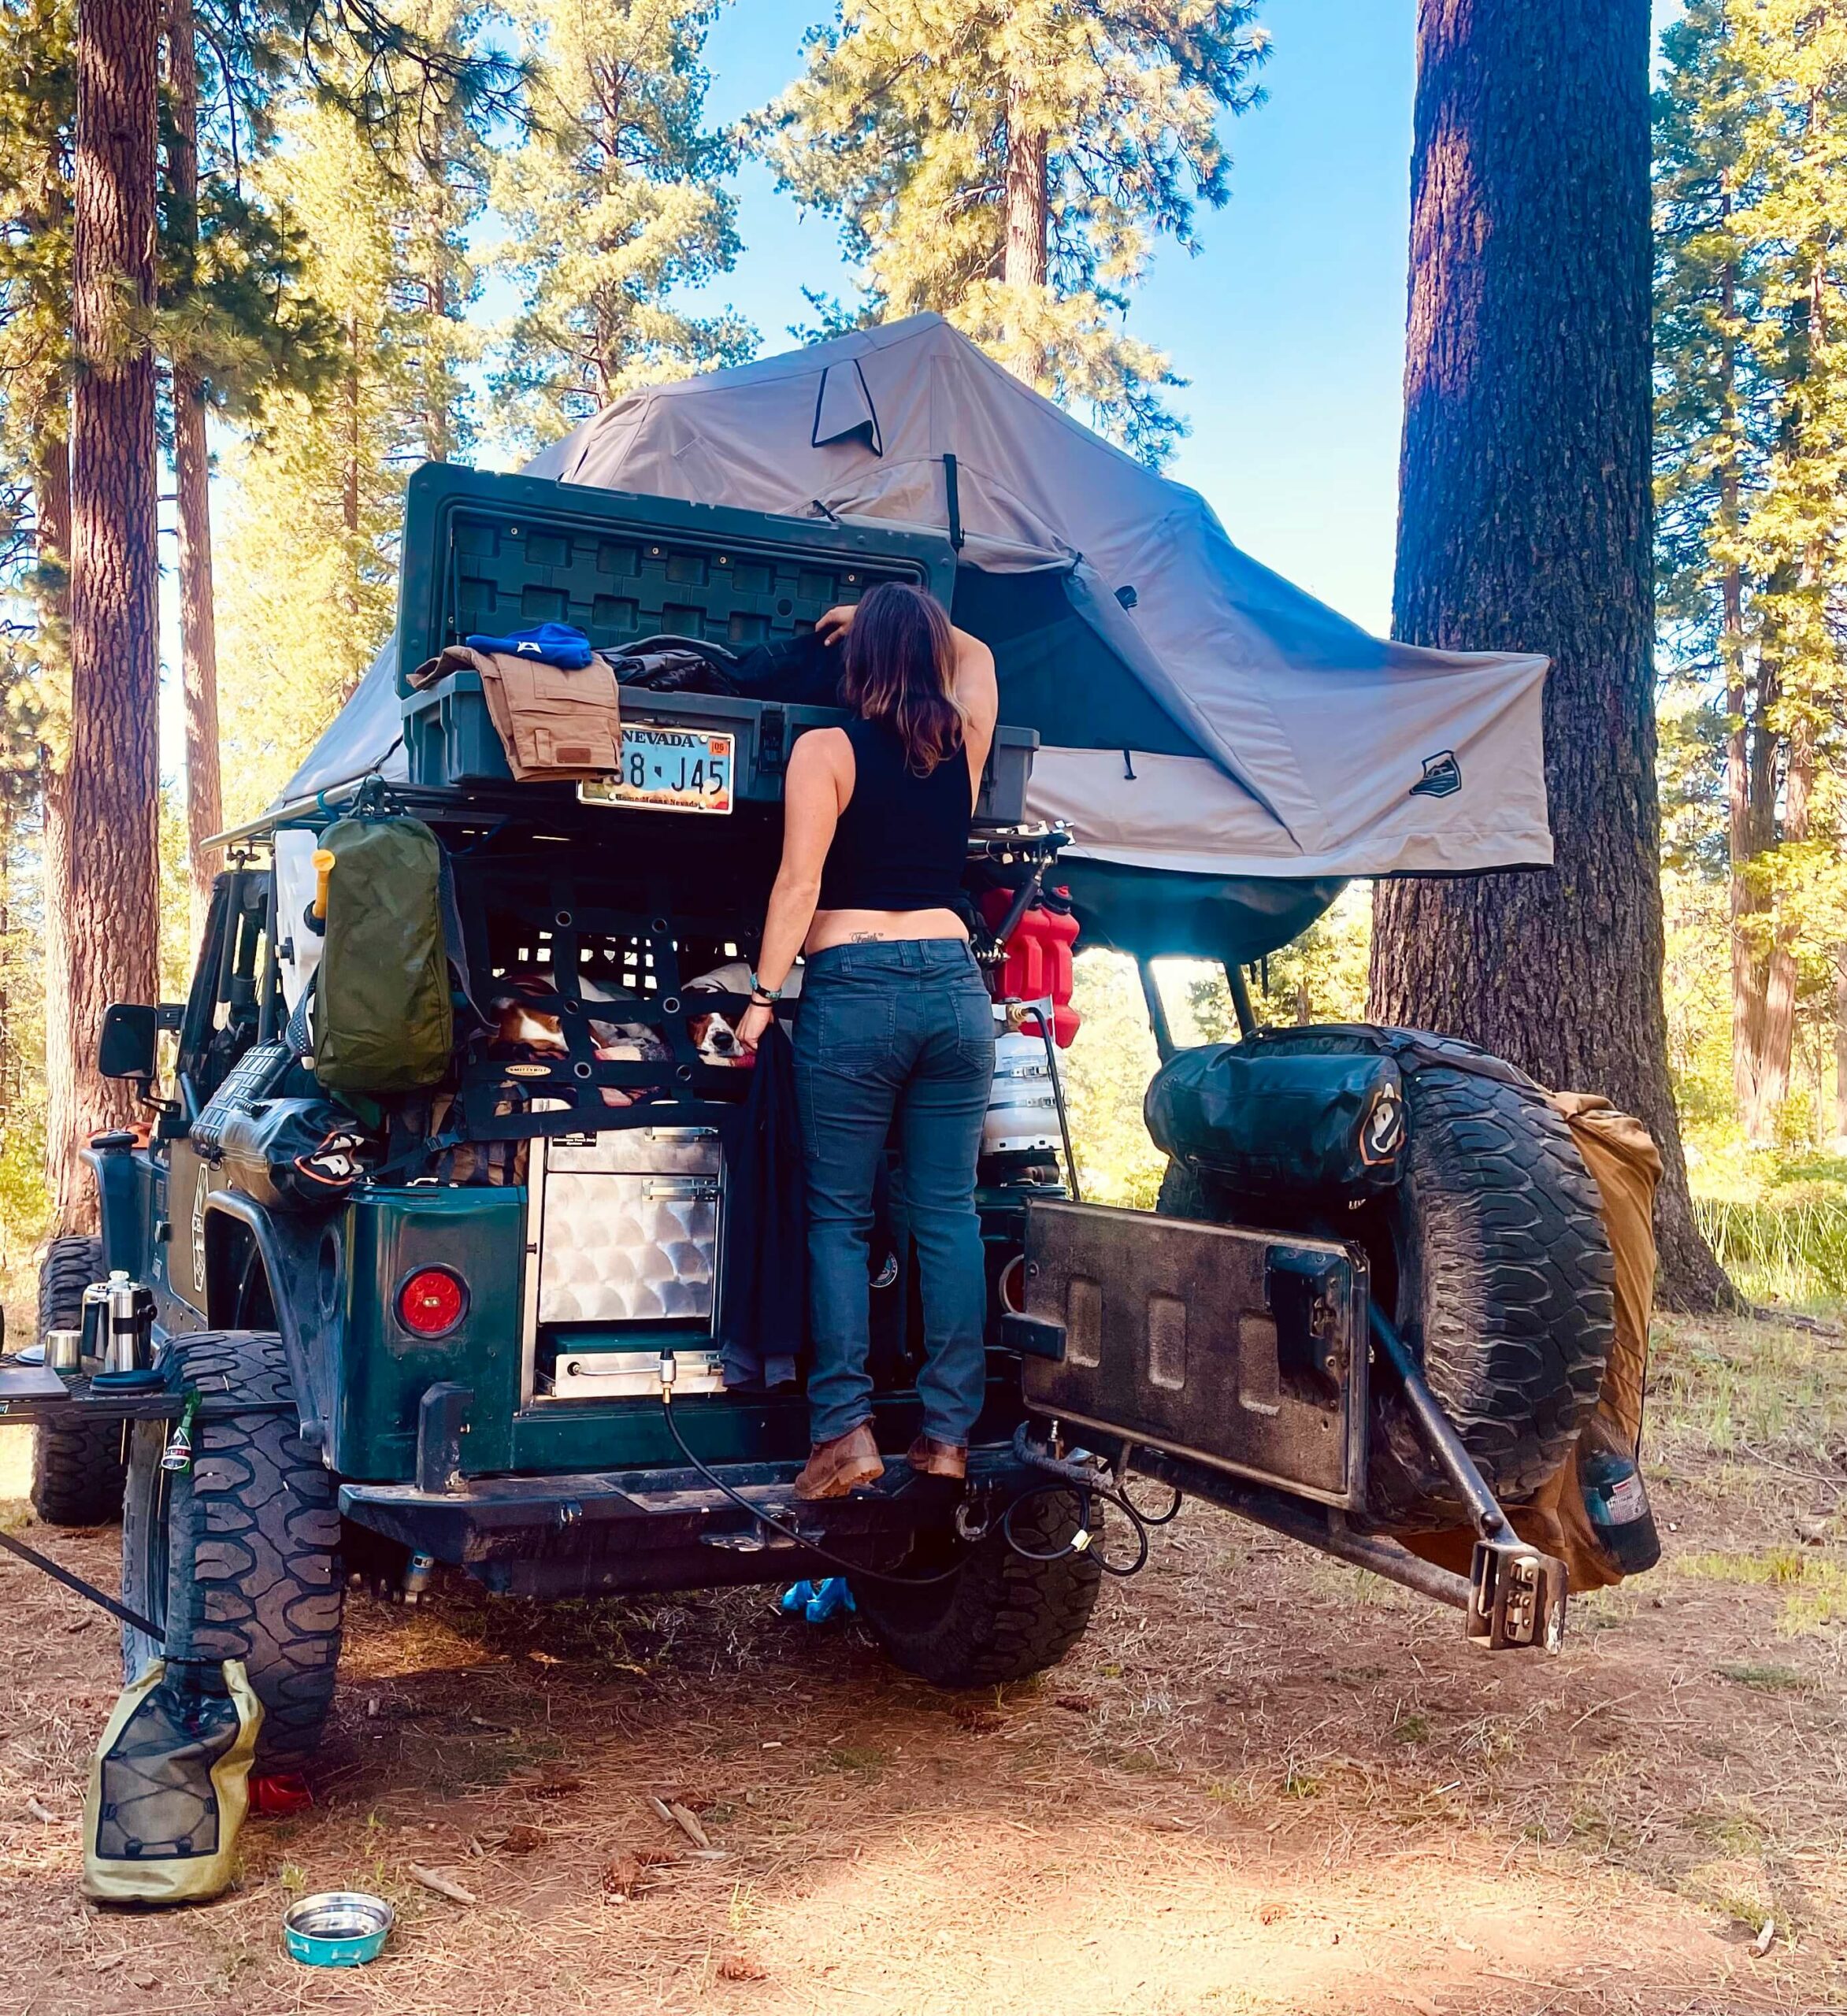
[{"left": 1018, "top": 1199, "right": 1368, "bottom": 1508}]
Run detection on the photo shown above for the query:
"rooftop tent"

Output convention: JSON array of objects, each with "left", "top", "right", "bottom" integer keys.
[{"left": 284, "top": 313, "right": 1551, "bottom": 961}]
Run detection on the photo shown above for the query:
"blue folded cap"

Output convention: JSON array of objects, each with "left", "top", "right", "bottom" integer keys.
[{"left": 464, "top": 622, "right": 594, "bottom": 670}]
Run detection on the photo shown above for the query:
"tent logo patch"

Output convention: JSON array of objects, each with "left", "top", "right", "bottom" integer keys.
[{"left": 1411, "top": 750, "right": 1461, "bottom": 799}]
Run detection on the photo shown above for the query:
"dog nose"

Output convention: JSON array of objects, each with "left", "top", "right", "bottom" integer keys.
[{"left": 712, "top": 1029, "right": 737, "bottom": 1052}]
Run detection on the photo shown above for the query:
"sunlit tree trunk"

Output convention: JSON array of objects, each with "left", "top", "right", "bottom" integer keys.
[
  {"left": 35, "top": 431, "right": 90, "bottom": 1232},
  {"left": 165, "top": 0, "right": 221, "bottom": 932},
  {"left": 1367, "top": 0, "right": 1734, "bottom": 1309},
  {"left": 63, "top": 0, "right": 162, "bottom": 1216},
  {"left": 1003, "top": 76, "right": 1048, "bottom": 381},
  {"left": 1833, "top": 952, "right": 1847, "bottom": 1143}
]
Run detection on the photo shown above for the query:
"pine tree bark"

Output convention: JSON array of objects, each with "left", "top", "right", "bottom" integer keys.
[
  {"left": 165, "top": 0, "right": 221, "bottom": 931},
  {"left": 1368, "top": 0, "right": 1734, "bottom": 1310},
  {"left": 1003, "top": 77, "right": 1049, "bottom": 382},
  {"left": 64, "top": 0, "right": 162, "bottom": 1206},
  {"left": 36, "top": 432, "right": 91, "bottom": 1232},
  {"left": 1003, "top": 81, "right": 1048, "bottom": 290},
  {"left": 1834, "top": 951, "right": 1847, "bottom": 1143}
]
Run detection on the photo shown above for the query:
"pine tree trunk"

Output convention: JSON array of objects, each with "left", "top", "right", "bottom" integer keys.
[
  {"left": 35, "top": 431, "right": 91, "bottom": 1232},
  {"left": 1834, "top": 951, "right": 1847, "bottom": 1143},
  {"left": 1754, "top": 726, "right": 1812, "bottom": 1136},
  {"left": 1003, "top": 83, "right": 1048, "bottom": 290},
  {"left": 173, "top": 366, "right": 220, "bottom": 930},
  {"left": 65, "top": 0, "right": 161, "bottom": 1209},
  {"left": 1368, "top": 0, "right": 1734, "bottom": 1310},
  {"left": 165, "top": 0, "right": 221, "bottom": 931},
  {"left": 1003, "top": 77, "right": 1048, "bottom": 382}
]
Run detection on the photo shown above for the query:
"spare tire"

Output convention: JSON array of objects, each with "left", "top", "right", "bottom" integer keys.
[{"left": 1157, "top": 1028, "right": 1615, "bottom": 1529}]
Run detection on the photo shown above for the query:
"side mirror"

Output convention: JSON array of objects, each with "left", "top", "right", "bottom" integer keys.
[{"left": 98, "top": 1002, "right": 158, "bottom": 1080}]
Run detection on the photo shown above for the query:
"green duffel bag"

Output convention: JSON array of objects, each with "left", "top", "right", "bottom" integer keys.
[{"left": 311, "top": 815, "right": 453, "bottom": 1093}]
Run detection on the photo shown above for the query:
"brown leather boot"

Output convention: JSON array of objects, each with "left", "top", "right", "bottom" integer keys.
[
  {"left": 792, "top": 1421, "right": 885, "bottom": 1500},
  {"left": 907, "top": 1436, "right": 967, "bottom": 1480}
]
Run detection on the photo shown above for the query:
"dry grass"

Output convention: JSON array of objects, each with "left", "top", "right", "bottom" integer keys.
[{"left": 2, "top": 1315, "right": 1845, "bottom": 2014}]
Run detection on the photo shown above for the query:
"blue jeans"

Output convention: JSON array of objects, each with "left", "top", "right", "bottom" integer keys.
[{"left": 793, "top": 939, "right": 996, "bottom": 1446}]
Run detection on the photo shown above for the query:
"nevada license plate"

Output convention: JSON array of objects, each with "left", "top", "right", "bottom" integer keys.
[{"left": 579, "top": 727, "right": 734, "bottom": 815}]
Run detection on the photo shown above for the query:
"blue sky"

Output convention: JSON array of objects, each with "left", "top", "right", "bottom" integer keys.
[
  {"left": 695, "top": 0, "right": 1419, "bottom": 634},
  {"left": 678, "top": 0, "right": 1686, "bottom": 636}
]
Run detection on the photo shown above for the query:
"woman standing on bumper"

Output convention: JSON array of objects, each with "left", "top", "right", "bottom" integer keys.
[{"left": 736, "top": 584, "right": 998, "bottom": 1500}]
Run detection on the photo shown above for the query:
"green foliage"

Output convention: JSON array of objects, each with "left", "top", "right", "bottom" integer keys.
[
  {"left": 214, "top": 83, "right": 474, "bottom": 821},
  {"left": 1695, "top": 1188, "right": 1847, "bottom": 1308},
  {"left": 755, "top": 0, "right": 1269, "bottom": 464},
  {"left": 1654, "top": 0, "right": 1847, "bottom": 1140},
  {"left": 1062, "top": 951, "right": 1165, "bottom": 1206},
  {"left": 488, "top": 0, "right": 753, "bottom": 447}
]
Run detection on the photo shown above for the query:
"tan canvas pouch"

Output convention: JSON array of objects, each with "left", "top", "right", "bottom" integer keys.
[{"left": 475, "top": 651, "right": 621, "bottom": 780}]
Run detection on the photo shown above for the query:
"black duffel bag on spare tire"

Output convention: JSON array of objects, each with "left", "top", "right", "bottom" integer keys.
[{"left": 1152, "top": 1026, "right": 1616, "bottom": 1530}]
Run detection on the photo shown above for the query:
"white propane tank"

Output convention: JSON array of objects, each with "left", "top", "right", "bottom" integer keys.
[{"left": 983, "top": 1010, "right": 1062, "bottom": 1156}]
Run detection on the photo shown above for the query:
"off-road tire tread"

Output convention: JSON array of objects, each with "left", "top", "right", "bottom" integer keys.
[
  {"left": 851, "top": 1490, "right": 1102, "bottom": 1688},
  {"left": 30, "top": 1236, "right": 126, "bottom": 1527},
  {"left": 121, "top": 1329, "right": 343, "bottom": 1771},
  {"left": 1394, "top": 1063, "right": 1614, "bottom": 1505}
]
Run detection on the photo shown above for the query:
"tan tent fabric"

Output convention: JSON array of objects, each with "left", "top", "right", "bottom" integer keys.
[
  {"left": 1402, "top": 1091, "right": 1662, "bottom": 1593},
  {"left": 1547, "top": 1091, "right": 1662, "bottom": 1449}
]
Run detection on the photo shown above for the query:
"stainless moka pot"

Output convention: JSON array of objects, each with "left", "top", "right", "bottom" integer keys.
[{"left": 103, "top": 1272, "right": 155, "bottom": 1377}]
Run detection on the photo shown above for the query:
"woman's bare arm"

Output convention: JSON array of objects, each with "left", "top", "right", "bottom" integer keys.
[
  {"left": 954, "top": 632, "right": 998, "bottom": 802},
  {"left": 736, "top": 730, "right": 846, "bottom": 1047}
]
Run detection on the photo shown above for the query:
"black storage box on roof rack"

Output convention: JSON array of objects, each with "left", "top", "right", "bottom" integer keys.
[{"left": 395, "top": 464, "right": 1038, "bottom": 821}]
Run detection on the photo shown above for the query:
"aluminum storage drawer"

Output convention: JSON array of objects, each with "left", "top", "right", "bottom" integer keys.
[{"left": 528, "top": 1125, "right": 721, "bottom": 1327}]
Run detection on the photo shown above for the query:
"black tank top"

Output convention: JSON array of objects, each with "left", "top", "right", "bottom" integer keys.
[{"left": 816, "top": 716, "right": 973, "bottom": 912}]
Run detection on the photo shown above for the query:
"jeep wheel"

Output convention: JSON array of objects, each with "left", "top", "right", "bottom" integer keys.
[
  {"left": 121, "top": 1329, "right": 344, "bottom": 1771},
  {"left": 29, "top": 1235, "right": 127, "bottom": 1528},
  {"left": 850, "top": 1489, "right": 1102, "bottom": 1688},
  {"left": 1159, "top": 1030, "right": 1615, "bottom": 1527}
]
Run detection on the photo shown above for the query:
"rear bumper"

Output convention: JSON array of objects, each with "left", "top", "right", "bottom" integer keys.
[{"left": 339, "top": 1447, "right": 1040, "bottom": 1597}]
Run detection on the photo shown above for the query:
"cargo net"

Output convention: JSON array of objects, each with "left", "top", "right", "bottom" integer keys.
[
  {"left": 93, "top": 1665, "right": 242, "bottom": 1863},
  {"left": 432, "top": 882, "right": 760, "bottom": 1177}
]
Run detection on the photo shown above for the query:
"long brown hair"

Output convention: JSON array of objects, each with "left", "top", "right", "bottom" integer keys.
[{"left": 840, "top": 582, "right": 966, "bottom": 776}]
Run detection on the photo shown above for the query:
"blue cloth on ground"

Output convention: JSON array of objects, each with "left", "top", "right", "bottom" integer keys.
[
  {"left": 463, "top": 622, "right": 594, "bottom": 669},
  {"left": 778, "top": 1578, "right": 856, "bottom": 1623}
]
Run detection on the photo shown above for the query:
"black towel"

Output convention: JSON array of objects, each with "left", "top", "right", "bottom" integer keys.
[{"left": 716, "top": 1021, "right": 807, "bottom": 1388}]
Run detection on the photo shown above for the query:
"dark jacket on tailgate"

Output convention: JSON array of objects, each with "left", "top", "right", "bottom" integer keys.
[{"left": 717, "top": 1021, "right": 807, "bottom": 1389}]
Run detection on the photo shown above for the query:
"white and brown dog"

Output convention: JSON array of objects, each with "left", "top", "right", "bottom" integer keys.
[{"left": 684, "top": 959, "right": 804, "bottom": 1065}]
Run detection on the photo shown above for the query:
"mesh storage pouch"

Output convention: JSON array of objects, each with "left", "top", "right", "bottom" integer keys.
[
  {"left": 1145, "top": 1041, "right": 1407, "bottom": 1200},
  {"left": 83, "top": 1658, "right": 261, "bottom": 1905}
]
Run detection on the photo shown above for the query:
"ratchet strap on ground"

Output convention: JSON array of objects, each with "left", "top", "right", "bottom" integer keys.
[{"left": 0, "top": 1525, "right": 161, "bottom": 1640}]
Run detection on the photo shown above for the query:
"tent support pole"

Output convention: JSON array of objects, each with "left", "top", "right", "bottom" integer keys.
[
  {"left": 1226, "top": 961, "right": 1257, "bottom": 1038},
  {"left": 1138, "top": 960, "right": 1174, "bottom": 1062}
]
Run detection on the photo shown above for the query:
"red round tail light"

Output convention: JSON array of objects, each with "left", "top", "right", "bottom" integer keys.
[{"left": 397, "top": 1267, "right": 467, "bottom": 1337}]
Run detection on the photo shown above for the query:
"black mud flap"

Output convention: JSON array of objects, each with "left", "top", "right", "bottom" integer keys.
[{"left": 1011, "top": 1199, "right": 1368, "bottom": 1511}]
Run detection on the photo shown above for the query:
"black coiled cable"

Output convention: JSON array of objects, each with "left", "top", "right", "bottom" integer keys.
[{"left": 656, "top": 1395, "right": 1170, "bottom": 1588}]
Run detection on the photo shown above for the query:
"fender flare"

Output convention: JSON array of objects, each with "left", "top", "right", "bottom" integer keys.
[{"left": 201, "top": 1191, "right": 334, "bottom": 1451}]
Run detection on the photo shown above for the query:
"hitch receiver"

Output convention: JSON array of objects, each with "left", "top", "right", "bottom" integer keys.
[
  {"left": 1370, "top": 1303, "right": 1570, "bottom": 1654},
  {"left": 1468, "top": 1536, "right": 1567, "bottom": 1651}
]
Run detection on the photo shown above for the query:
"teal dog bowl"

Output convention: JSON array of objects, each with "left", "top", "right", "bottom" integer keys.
[{"left": 283, "top": 1891, "right": 394, "bottom": 1966}]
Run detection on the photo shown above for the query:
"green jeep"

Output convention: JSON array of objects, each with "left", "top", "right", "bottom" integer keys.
[{"left": 3, "top": 464, "right": 1641, "bottom": 1772}]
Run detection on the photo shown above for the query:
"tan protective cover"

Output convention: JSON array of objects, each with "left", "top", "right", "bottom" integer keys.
[
  {"left": 82, "top": 1658, "right": 262, "bottom": 1905},
  {"left": 413, "top": 643, "right": 621, "bottom": 781},
  {"left": 1404, "top": 1092, "right": 1662, "bottom": 1592}
]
